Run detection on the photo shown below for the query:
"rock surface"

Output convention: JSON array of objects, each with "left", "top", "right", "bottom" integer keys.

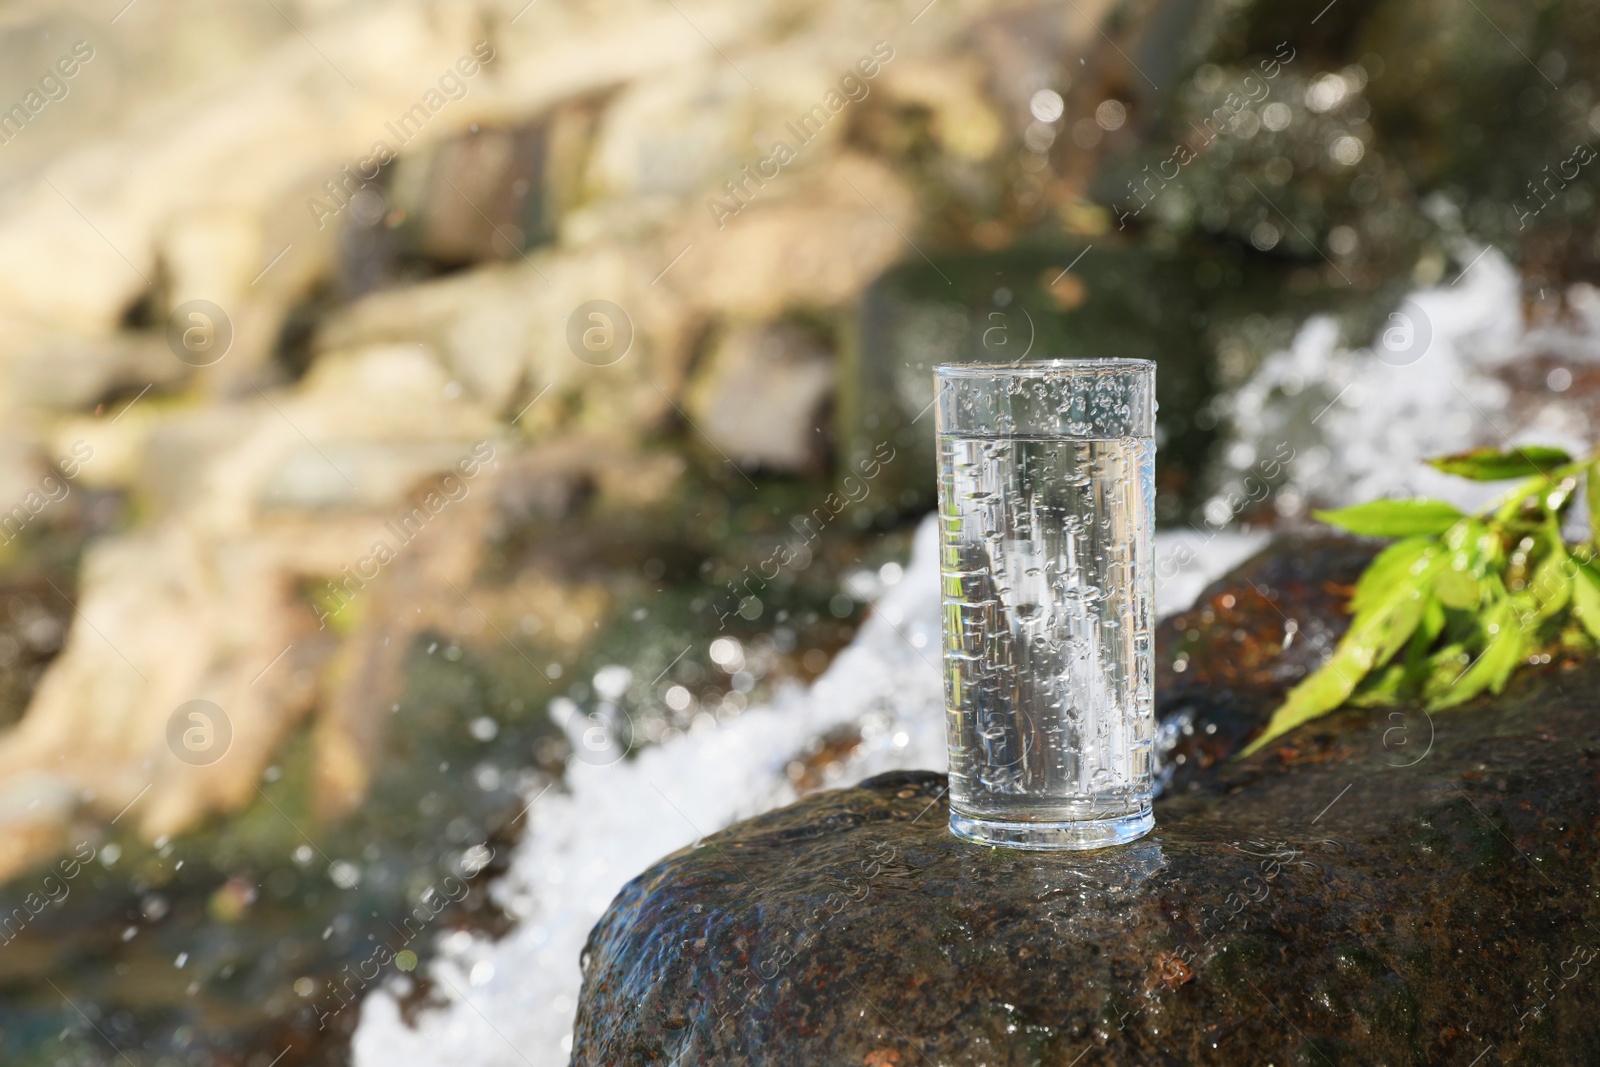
[
  {"left": 572, "top": 536, "right": 1600, "bottom": 1065},
  {"left": 685, "top": 322, "right": 835, "bottom": 473},
  {"left": 0, "top": 0, "right": 1102, "bottom": 879}
]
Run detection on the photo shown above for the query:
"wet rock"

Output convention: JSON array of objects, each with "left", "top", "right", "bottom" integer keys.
[
  {"left": 573, "top": 535, "right": 1600, "bottom": 1065},
  {"left": 685, "top": 322, "right": 834, "bottom": 473},
  {"left": 660, "top": 153, "right": 918, "bottom": 320},
  {"left": 586, "top": 63, "right": 763, "bottom": 201},
  {"left": 1153, "top": 532, "right": 1377, "bottom": 794},
  {"left": 7, "top": 334, "right": 185, "bottom": 413},
  {"left": 0, "top": 578, "right": 74, "bottom": 731},
  {"left": 390, "top": 122, "right": 556, "bottom": 268},
  {"left": 0, "top": 338, "right": 512, "bottom": 875},
  {"left": 315, "top": 243, "right": 697, "bottom": 435},
  {"left": 0, "top": 0, "right": 1116, "bottom": 889}
]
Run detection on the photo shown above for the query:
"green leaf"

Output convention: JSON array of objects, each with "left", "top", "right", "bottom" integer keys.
[
  {"left": 1240, "top": 643, "right": 1368, "bottom": 756},
  {"left": 1529, "top": 546, "right": 1572, "bottom": 622},
  {"left": 1573, "top": 564, "right": 1600, "bottom": 642},
  {"left": 1316, "top": 500, "right": 1467, "bottom": 538},
  {"left": 1351, "top": 537, "right": 1433, "bottom": 614},
  {"left": 1434, "top": 566, "right": 1481, "bottom": 610},
  {"left": 1409, "top": 596, "right": 1447, "bottom": 660},
  {"left": 1370, "top": 584, "right": 1430, "bottom": 664},
  {"left": 1349, "top": 663, "right": 1406, "bottom": 707},
  {"left": 1427, "top": 446, "right": 1573, "bottom": 481},
  {"left": 1429, "top": 601, "right": 1526, "bottom": 709},
  {"left": 1589, "top": 464, "right": 1600, "bottom": 540},
  {"left": 1245, "top": 446, "right": 1600, "bottom": 758},
  {"left": 1243, "top": 565, "right": 1438, "bottom": 755},
  {"left": 1421, "top": 642, "right": 1470, "bottom": 701},
  {"left": 1402, "top": 597, "right": 1448, "bottom": 690}
]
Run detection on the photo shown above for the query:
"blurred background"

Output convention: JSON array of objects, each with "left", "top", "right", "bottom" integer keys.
[{"left": 0, "top": 0, "right": 1595, "bottom": 1063}]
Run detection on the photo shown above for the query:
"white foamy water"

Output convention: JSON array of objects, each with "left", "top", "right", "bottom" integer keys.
[
  {"left": 356, "top": 249, "right": 1592, "bottom": 1065},
  {"left": 1210, "top": 246, "right": 1598, "bottom": 523},
  {"left": 351, "top": 516, "right": 1252, "bottom": 1065},
  {"left": 353, "top": 518, "right": 945, "bottom": 1065}
]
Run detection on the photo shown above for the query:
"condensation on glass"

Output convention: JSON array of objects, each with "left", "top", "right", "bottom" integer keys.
[{"left": 936, "top": 359, "right": 1156, "bottom": 850}]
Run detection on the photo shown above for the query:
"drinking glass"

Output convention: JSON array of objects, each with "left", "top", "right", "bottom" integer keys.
[{"left": 935, "top": 359, "right": 1156, "bottom": 850}]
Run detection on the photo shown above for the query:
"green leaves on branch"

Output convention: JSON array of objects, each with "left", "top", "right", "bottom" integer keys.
[
  {"left": 1589, "top": 464, "right": 1600, "bottom": 540},
  {"left": 1244, "top": 445, "right": 1597, "bottom": 756},
  {"left": 1573, "top": 565, "right": 1600, "bottom": 641},
  {"left": 1426, "top": 446, "right": 1572, "bottom": 481},
  {"left": 1315, "top": 500, "right": 1467, "bottom": 538}
]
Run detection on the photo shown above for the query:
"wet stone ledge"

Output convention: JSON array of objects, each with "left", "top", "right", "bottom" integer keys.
[{"left": 572, "top": 538, "right": 1600, "bottom": 1065}]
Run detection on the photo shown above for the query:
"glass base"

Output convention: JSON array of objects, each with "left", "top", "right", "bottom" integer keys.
[{"left": 949, "top": 809, "right": 1154, "bottom": 851}]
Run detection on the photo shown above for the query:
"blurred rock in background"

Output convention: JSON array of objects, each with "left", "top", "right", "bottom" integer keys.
[
  {"left": 0, "top": 0, "right": 1127, "bottom": 880},
  {"left": 0, "top": 0, "right": 1597, "bottom": 1061},
  {"left": 686, "top": 321, "right": 835, "bottom": 473}
]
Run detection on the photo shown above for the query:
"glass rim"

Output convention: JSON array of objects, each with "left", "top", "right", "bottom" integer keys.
[{"left": 934, "top": 358, "right": 1154, "bottom": 379}]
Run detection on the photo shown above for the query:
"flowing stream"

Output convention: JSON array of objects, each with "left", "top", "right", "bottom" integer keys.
[{"left": 352, "top": 249, "right": 1600, "bottom": 1064}]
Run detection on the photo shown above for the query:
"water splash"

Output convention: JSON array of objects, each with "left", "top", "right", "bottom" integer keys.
[{"left": 352, "top": 258, "right": 1573, "bottom": 1063}]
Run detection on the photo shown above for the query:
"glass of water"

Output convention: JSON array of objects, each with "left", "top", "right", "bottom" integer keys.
[{"left": 936, "top": 359, "right": 1156, "bottom": 850}]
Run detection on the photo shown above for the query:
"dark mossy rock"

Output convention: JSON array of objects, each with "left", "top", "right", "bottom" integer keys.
[
  {"left": 1151, "top": 532, "right": 1378, "bottom": 793},
  {"left": 572, "top": 536, "right": 1600, "bottom": 1065}
]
